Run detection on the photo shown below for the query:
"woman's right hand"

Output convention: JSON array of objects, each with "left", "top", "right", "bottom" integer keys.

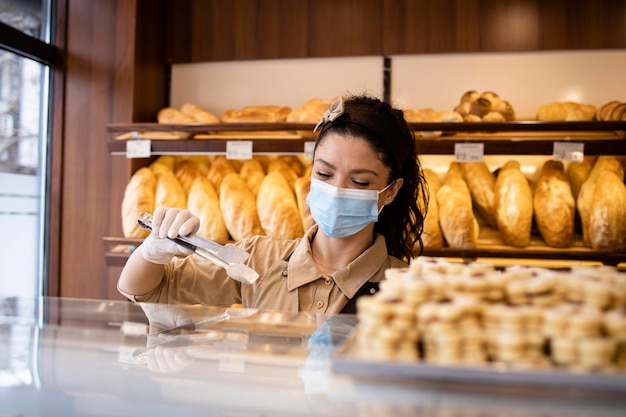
[{"left": 140, "top": 207, "right": 201, "bottom": 264}]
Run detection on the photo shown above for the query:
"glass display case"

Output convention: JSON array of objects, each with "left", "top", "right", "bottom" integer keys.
[{"left": 1, "top": 295, "right": 625, "bottom": 417}]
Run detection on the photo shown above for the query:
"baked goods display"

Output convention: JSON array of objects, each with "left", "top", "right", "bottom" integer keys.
[
  {"left": 596, "top": 100, "right": 626, "bottom": 121},
  {"left": 355, "top": 257, "right": 626, "bottom": 373},
  {"left": 403, "top": 108, "right": 463, "bottom": 138},
  {"left": 286, "top": 97, "right": 336, "bottom": 123},
  {"left": 533, "top": 160, "right": 576, "bottom": 248},
  {"left": 121, "top": 167, "right": 156, "bottom": 238},
  {"left": 419, "top": 157, "right": 626, "bottom": 252},
  {"left": 452, "top": 90, "right": 516, "bottom": 122},
  {"left": 536, "top": 101, "right": 597, "bottom": 121},
  {"left": 222, "top": 104, "right": 292, "bottom": 123},
  {"left": 120, "top": 155, "right": 312, "bottom": 242},
  {"left": 436, "top": 163, "right": 479, "bottom": 249}
]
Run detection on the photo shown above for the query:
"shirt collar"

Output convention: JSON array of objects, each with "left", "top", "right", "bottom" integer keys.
[{"left": 287, "top": 225, "right": 389, "bottom": 299}]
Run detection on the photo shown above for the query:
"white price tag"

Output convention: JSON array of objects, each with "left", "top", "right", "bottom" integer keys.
[
  {"left": 553, "top": 142, "right": 584, "bottom": 161},
  {"left": 226, "top": 141, "right": 253, "bottom": 160},
  {"left": 455, "top": 143, "right": 484, "bottom": 162},
  {"left": 304, "top": 141, "right": 315, "bottom": 159},
  {"left": 126, "top": 139, "right": 151, "bottom": 159}
]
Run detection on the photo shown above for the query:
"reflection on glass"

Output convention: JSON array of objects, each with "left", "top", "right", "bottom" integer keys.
[
  {"left": 0, "top": 0, "right": 48, "bottom": 40},
  {"left": 0, "top": 49, "right": 48, "bottom": 297}
]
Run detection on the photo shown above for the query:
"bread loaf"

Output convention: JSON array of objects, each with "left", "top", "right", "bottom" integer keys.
[
  {"left": 420, "top": 168, "right": 444, "bottom": 249},
  {"left": 437, "top": 163, "right": 478, "bottom": 249},
  {"left": 460, "top": 162, "right": 498, "bottom": 228},
  {"left": 179, "top": 103, "right": 220, "bottom": 124},
  {"left": 536, "top": 102, "right": 597, "bottom": 121},
  {"left": 207, "top": 156, "right": 237, "bottom": 192},
  {"left": 219, "top": 173, "right": 264, "bottom": 240},
  {"left": 577, "top": 156, "right": 625, "bottom": 246},
  {"left": 589, "top": 170, "right": 626, "bottom": 251},
  {"left": 294, "top": 175, "right": 315, "bottom": 232},
  {"left": 121, "top": 167, "right": 156, "bottom": 238},
  {"left": 533, "top": 160, "right": 575, "bottom": 248},
  {"left": 187, "top": 175, "right": 230, "bottom": 242},
  {"left": 155, "top": 171, "right": 187, "bottom": 210},
  {"left": 495, "top": 160, "right": 533, "bottom": 247},
  {"left": 268, "top": 158, "right": 299, "bottom": 190},
  {"left": 156, "top": 108, "right": 195, "bottom": 139},
  {"left": 239, "top": 158, "right": 266, "bottom": 197},
  {"left": 567, "top": 157, "right": 596, "bottom": 200},
  {"left": 149, "top": 155, "right": 177, "bottom": 178},
  {"left": 175, "top": 159, "right": 207, "bottom": 195},
  {"left": 286, "top": 98, "right": 335, "bottom": 123},
  {"left": 222, "top": 105, "right": 292, "bottom": 123},
  {"left": 257, "top": 172, "right": 304, "bottom": 239},
  {"left": 437, "top": 185, "right": 479, "bottom": 249},
  {"left": 157, "top": 107, "right": 196, "bottom": 124}
]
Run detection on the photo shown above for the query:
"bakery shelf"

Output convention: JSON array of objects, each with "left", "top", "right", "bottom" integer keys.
[
  {"left": 106, "top": 120, "right": 625, "bottom": 267},
  {"left": 107, "top": 121, "right": 626, "bottom": 156},
  {"left": 104, "top": 236, "right": 624, "bottom": 268}
]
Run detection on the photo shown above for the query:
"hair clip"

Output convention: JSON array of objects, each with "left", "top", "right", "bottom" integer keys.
[{"left": 313, "top": 96, "right": 344, "bottom": 132}]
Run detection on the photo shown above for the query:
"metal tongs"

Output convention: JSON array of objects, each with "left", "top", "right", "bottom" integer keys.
[{"left": 138, "top": 212, "right": 259, "bottom": 284}]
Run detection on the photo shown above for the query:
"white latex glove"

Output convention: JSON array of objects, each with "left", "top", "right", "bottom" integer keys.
[{"left": 140, "top": 207, "right": 200, "bottom": 264}]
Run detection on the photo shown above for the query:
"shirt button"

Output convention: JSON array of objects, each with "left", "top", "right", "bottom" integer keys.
[
  {"left": 324, "top": 278, "right": 332, "bottom": 286},
  {"left": 316, "top": 301, "right": 324, "bottom": 309},
  {"left": 282, "top": 270, "right": 288, "bottom": 279}
]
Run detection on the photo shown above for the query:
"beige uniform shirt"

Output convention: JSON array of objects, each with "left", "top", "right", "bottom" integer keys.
[{"left": 129, "top": 225, "right": 406, "bottom": 314}]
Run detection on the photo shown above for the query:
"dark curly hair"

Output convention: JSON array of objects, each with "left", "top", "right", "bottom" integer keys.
[{"left": 314, "top": 95, "right": 428, "bottom": 261}]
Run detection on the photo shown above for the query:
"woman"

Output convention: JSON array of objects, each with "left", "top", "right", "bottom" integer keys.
[{"left": 118, "top": 95, "right": 427, "bottom": 314}]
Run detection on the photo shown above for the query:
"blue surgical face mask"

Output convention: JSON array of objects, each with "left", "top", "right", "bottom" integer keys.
[{"left": 306, "top": 177, "right": 395, "bottom": 239}]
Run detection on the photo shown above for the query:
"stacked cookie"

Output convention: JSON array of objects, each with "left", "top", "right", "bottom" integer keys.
[{"left": 354, "top": 257, "right": 626, "bottom": 373}]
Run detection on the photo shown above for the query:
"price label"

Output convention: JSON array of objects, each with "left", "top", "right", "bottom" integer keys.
[
  {"left": 553, "top": 142, "right": 584, "bottom": 161},
  {"left": 304, "top": 141, "right": 315, "bottom": 160},
  {"left": 226, "top": 141, "right": 253, "bottom": 160},
  {"left": 455, "top": 143, "right": 484, "bottom": 162},
  {"left": 126, "top": 139, "right": 151, "bottom": 158}
]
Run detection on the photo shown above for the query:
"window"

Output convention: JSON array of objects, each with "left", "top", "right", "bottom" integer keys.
[{"left": 0, "top": 0, "right": 54, "bottom": 297}]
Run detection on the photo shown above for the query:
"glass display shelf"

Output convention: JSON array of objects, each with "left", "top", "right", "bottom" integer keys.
[{"left": 1, "top": 296, "right": 625, "bottom": 417}]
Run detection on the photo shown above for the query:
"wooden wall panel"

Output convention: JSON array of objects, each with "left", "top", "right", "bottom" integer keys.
[
  {"left": 56, "top": 0, "right": 139, "bottom": 300},
  {"left": 168, "top": 0, "right": 626, "bottom": 63}
]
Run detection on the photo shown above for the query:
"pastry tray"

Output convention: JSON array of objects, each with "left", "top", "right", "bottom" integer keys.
[{"left": 331, "top": 333, "right": 626, "bottom": 396}]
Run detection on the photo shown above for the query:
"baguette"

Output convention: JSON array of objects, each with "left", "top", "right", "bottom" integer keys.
[
  {"left": 437, "top": 163, "right": 478, "bottom": 249},
  {"left": 420, "top": 169, "right": 444, "bottom": 249},
  {"left": 239, "top": 158, "right": 266, "bottom": 197},
  {"left": 257, "top": 172, "right": 304, "bottom": 239},
  {"left": 155, "top": 171, "right": 187, "bottom": 210},
  {"left": 187, "top": 175, "right": 230, "bottom": 242},
  {"left": 588, "top": 170, "right": 626, "bottom": 251},
  {"left": 577, "top": 156, "right": 625, "bottom": 246},
  {"left": 494, "top": 160, "right": 533, "bottom": 247},
  {"left": 460, "top": 162, "right": 498, "bottom": 228},
  {"left": 219, "top": 173, "right": 264, "bottom": 240},
  {"left": 294, "top": 175, "right": 315, "bottom": 232},
  {"left": 121, "top": 167, "right": 156, "bottom": 238},
  {"left": 533, "top": 160, "right": 575, "bottom": 248}
]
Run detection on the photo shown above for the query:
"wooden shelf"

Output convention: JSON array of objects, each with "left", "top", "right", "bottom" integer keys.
[
  {"left": 105, "top": 120, "right": 626, "bottom": 267},
  {"left": 107, "top": 121, "right": 626, "bottom": 156}
]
